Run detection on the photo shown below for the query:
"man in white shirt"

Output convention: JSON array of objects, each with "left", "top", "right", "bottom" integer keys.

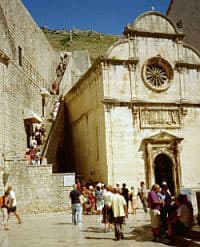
[
  {"left": 111, "top": 188, "right": 127, "bottom": 240},
  {"left": 7, "top": 186, "right": 22, "bottom": 224}
]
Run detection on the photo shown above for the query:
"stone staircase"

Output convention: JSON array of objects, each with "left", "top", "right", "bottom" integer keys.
[{"left": 40, "top": 56, "right": 72, "bottom": 163}]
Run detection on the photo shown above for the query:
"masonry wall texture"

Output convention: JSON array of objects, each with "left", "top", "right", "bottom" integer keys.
[
  {"left": 167, "top": 0, "right": 200, "bottom": 52},
  {"left": 0, "top": 0, "right": 59, "bottom": 160},
  {"left": 5, "top": 161, "right": 72, "bottom": 214},
  {"left": 0, "top": 0, "right": 76, "bottom": 213}
]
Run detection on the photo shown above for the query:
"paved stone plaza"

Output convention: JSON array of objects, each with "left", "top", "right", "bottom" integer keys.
[
  {"left": 1, "top": 209, "right": 200, "bottom": 246},
  {"left": 0, "top": 209, "right": 172, "bottom": 247}
]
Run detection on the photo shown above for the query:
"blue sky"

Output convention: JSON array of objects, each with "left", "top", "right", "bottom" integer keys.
[{"left": 22, "top": 0, "right": 170, "bottom": 35}]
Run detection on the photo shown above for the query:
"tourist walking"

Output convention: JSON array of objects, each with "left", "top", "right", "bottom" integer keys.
[
  {"left": 147, "top": 184, "right": 163, "bottom": 242},
  {"left": 7, "top": 186, "right": 22, "bottom": 224},
  {"left": 88, "top": 185, "right": 95, "bottom": 214},
  {"left": 111, "top": 188, "right": 128, "bottom": 240},
  {"left": 95, "top": 185, "right": 104, "bottom": 215},
  {"left": 137, "top": 181, "right": 148, "bottom": 213},
  {"left": 69, "top": 184, "right": 82, "bottom": 225},
  {"left": 115, "top": 183, "right": 121, "bottom": 193},
  {"left": 0, "top": 191, "right": 9, "bottom": 230},
  {"left": 158, "top": 183, "right": 171, "bottom": 237},
  {"left": 129, "top": 186, "right": 137, "bottom": 215},
  {"left": 102, "top": 185, "right": 114, "bottom": 232},
  {"left": 121, "top": 183, "right": 129, "bottom": 214}
]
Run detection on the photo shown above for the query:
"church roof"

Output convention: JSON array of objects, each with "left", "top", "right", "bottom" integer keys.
[{"left": 123, "top": 11, "right": 185, "bottom": 40}]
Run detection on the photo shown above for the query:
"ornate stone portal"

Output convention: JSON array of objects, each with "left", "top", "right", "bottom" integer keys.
[{"left": 143, "top": 132, "right": 183, "bottom": 194}]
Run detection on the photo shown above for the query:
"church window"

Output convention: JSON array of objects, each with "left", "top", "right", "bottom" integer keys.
[{"left": 142, "top": 57, "right": 173, "bottom": 92}]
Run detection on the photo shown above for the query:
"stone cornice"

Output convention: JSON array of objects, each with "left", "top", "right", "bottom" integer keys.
[
  {"left": 175, "top": 61, "right": 200, "bottom": 69},
  {"left": 101, "top": 57, "right": 139, "bottom": 66},
  {"left": 102, "top": 98, "right": 200, "bottom": 107},
  {"left": 123, "top": 28, "right": 185, "bottom": 40}
]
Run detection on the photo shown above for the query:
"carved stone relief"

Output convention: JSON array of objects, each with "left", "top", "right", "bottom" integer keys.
[{"left": 140, "top": 107, "right": 181, "bottom": 128}]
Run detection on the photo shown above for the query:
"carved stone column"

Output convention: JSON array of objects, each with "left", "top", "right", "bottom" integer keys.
[
  {"left": 145, "top": 143, "right": 153, "bottom": 189},
  {"left": 129, "top": 38, "right": 134, "bottom": 58},
  {"left": 174, "top": 143, "right": 182, "bottom": 192},
  {"left": 178, "top": 66, "right": 186, "bottom": 102},
  {"left": 128, "top": 63, "right": 137, "bottom": 100},
  {"left": 101, "top": 61, "right": 110, "bottom": 96}
]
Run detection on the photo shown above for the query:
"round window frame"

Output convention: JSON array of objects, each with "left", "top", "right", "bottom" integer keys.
[{"left": 142, "top": 57, "right": 173, "bottom": 92}]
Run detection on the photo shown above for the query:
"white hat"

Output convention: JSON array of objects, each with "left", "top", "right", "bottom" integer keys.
[
  {"left": 89, "top": 185, "right": 94, "bottom": 190},
  {"left": 97, "top": 183, "right": 101, "bottom": 187}
]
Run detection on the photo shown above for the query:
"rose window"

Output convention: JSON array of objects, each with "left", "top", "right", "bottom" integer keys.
[
  {"left": 142, "top": 57, "right": 173, "bottom": 92},
  {"left": 146, "top": 64, "right": 168, "bottom": 87}
]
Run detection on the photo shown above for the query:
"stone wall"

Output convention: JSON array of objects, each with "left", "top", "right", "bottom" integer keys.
[
  {"left": 4, "top": 160, "right": 73, "bottom": 214},
  {"left": 167, "top": 0, "right": 200, "bottom": 52},
  {"left": 64, "top": 66, "right": 107, "bottom": 183},
  {"left": 0, "top": 0, "right": 59, "bottom": 193}
]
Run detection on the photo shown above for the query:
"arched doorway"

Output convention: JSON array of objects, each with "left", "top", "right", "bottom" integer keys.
[{"left": 154, "top": 153, "right": 175, "bottom": 195}]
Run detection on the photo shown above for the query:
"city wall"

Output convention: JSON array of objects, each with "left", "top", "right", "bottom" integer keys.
[
  {"left": 0, "top": 0, "right": 59, "bottom": 161},
  {"left": 3, "top": 161, "right": 72, "bottom": 214}
]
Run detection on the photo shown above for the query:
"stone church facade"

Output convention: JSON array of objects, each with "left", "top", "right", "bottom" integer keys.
[
  {"left": 1, "top": 0, "right": 200, "bottom": 213},
  {"left": 64, "top": 11, "right": 200, "bottom": 196}
]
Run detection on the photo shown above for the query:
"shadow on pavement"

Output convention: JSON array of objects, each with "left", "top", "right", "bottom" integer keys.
[
  {"left": 54, "top": 222, "right": 73, "bottom": 225},
  {"left": 85, "top": 236, "right": 114, "bottom": 240},
  {"left": 81, "top": 226, "right": 105, "bottom": 233}
]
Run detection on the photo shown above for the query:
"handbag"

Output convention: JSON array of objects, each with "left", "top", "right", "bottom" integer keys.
[{"left": 79, "top": 194, "right": 87, "bottom": 204}]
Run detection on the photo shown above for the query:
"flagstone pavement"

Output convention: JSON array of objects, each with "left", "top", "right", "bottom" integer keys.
[{"left": 0, "top": 209, "right": 199, "bottom": 247}]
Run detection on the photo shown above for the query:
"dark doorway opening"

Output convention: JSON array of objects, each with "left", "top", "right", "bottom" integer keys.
[
  {"left": 24, "top": 121, "right": 33, "bottom": 148},
  {"left": 154, "top": 153, "right": 175, "bottom": 195}
]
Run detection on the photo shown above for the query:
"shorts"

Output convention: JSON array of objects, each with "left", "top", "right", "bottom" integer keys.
[
  {"left": 102, "top": 205, "right": 114, "bottom": 224},
  {"left": 150, "top": 209, "right": 160, "bottom": 228},
  {"left": 114, "top": 216, "right": 125, "bottom": 225},
  {"left": 8, "top": 206, "right": 17, "bottom": 213}
]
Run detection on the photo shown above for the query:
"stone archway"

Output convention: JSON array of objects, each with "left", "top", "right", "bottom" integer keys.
[
  {"left": 154, "top": 153, "right": 175, "bottom": 195},
  {"left": 143, "top": 131, "right": 183, "bottom": 193}
]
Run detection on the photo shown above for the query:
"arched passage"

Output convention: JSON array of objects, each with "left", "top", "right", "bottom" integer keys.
[{"left": 154, "top": 153, "right": 175, "bottom": 194}]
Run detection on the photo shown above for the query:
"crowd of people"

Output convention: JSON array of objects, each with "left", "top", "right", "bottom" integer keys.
[
  {"left": 24, "top": 123, "right": 46, "bottom": 165},
  {"left": 0, "top": 186, "right": 22, "bottom": 230},
  {"left": 0, "top": 180, "right": 194, "bottom": 242},
  {"left": 147, "top": 182, "right": 194, "bottom": 243},
  {"left": 69, "top": 181, "right": 148, "bottom": 240},
  {"left": 69, "top": 180, "right": 194, "bottom": 242}
]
